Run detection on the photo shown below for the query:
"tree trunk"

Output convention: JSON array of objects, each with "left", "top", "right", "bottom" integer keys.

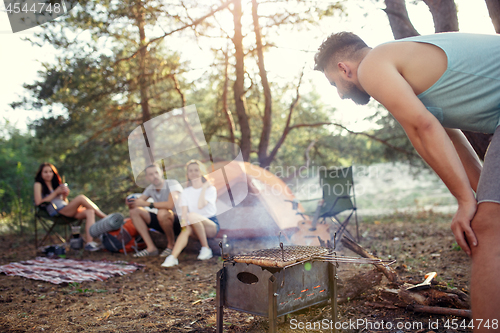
[
  {"left": 135, "top": 4, "right": 154, "bottom": 163},
  {"left": 252, "top": 0, "right": 273, "bottom": 166},
  {"left": 422, "top": 0, "right": 459, "bottom": 32},
  {"left": 485, "top": 0, "right": 500, "bottom": 33},
  {"left": 384, "top": 0, "right": 419, "bottom": 39},
  {"left": 232, "top": 0, "right": 252, "bottom": 161},
  {"left": 17, "top": 182, "right": 23, "bottom": 235},
  {"left": 137, "top": 9, "right": 151, "bottom": 124},
  {"left": 222, "top": 46, "right": 236, "bottom": 146}
]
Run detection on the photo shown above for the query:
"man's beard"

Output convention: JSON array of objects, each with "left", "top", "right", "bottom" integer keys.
[{"left": 345, "top": 83, "right": 371, "bottom": 105}]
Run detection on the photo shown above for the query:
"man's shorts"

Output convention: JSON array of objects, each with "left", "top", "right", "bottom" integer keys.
[
  {"left": 477, "top": 126, "right": 500, "bottom": 204},
  {"left": 149, "top": 212, "right": 181, "bottom": 236}
]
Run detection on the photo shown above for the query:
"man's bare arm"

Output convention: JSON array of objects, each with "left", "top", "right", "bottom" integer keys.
[
  {"left": 149, "top": 193, "right": 174, "bottom": 210},
  {"left": 445, "top": 128, "right": 482, "bottom": 192},
  {"left": 358, "top": 51, "right": 477, "bottom": 255}
]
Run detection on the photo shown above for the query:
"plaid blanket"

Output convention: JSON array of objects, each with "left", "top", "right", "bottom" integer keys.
[{"left": 0, "top": 257, "right": 143, "bottom": 284}]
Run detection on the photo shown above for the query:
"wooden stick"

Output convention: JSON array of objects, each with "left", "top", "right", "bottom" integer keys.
[
  {"left": 337, "top": 269, "right": 383, "bottom": 304},
  {"left": 398, "top": 287, "right": 470, "bottom": 309},
  {"left": 409, "top": 304, "right": 472, "bottom": 318},
  {"left": 341, "top": 236, "right": 402, "bottom": 285}
]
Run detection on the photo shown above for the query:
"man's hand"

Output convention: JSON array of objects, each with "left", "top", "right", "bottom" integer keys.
[
  {"left": 450, "top": 199, "right": 478, "bottom": 256},
  {"left": 127, "top": 197, "right": 149, "bottom": 209}
]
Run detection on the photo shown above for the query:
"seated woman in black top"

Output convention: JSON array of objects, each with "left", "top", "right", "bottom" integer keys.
[{"left": 34, "top": 162, "right": 107, "bottom": 251}]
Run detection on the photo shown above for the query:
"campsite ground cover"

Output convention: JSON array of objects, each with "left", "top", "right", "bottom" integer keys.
[{"left": 0, "top": 210, "right": 471, "bottom": 332}]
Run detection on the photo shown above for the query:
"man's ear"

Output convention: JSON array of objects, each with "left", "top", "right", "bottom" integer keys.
[{"left": 337, "top": 62, "right": 352, "bottom": 78}]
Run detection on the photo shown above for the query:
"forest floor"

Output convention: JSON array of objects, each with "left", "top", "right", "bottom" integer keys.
[{"left": 0, "top": 210, "right": 474, "bottom": 333}]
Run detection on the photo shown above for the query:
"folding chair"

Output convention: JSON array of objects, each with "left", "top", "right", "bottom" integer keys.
[
  {"left": 290, "top": 166, "right": 359, "bottom": 246},
  {"left": 34, "top": 202, "right": 82, "bottom": 249},
  {"left": 317, "top": 166, "right": 359, "bottom": 244}
]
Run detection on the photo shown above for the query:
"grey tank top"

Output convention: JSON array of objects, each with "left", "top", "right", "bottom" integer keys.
[{"left": 394, "top": 33, "right": 500, "bottom": 134}]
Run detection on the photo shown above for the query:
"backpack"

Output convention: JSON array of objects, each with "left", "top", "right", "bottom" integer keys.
[{"left": 101, "top": 218, "right": 146, "bottom": 255}]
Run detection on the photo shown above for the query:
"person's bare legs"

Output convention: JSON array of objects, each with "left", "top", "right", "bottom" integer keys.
[
  {"left": 157, "top": 209, "right": 176, "bottom": 250},
  {"left": 171, "top": 226, "right": 191, "bottom": 258},
  {"left": 169, "top": 213, "right": 217, "bottom": 260},
  {"left": 73, "top": 208, "right": 95, "bottom": 243},
  {"left": 470, "top": 202, "right": 500, "bottom": 331},
  {"left": 186, "top": 212, "right": 217, "bottom": 248},
  {"left": 59, "top": 194, "right": 106, "bottom": 219},
  {"left": 129, "top": 207, "right": 157, "bottom": 253}
]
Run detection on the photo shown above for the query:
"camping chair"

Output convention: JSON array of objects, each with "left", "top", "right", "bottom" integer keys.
[
  {"left": 291, "top": 166, "right": 359, "bottom": 246},
  {"left": 34, "top": 202, "right": 82, "bottom": 249}
]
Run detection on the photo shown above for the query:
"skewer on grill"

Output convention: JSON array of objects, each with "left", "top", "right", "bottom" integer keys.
[{"left": 312, "top": 255, "right": 396, "bottom": 265}]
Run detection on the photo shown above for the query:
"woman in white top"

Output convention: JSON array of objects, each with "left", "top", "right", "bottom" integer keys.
[
  {"left": 34, "top": 162, "right": 107, "bottom": 251},
  {"left": 161, "top": 160, "right": 219, "bottom": 267}
]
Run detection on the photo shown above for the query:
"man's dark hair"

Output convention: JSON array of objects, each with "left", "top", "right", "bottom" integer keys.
[
  {"left": 314, "top": 32, "right": 368, "bottom": 73},
  {"left": 145, "top": 163, "right": 162, "bottom": 172}
]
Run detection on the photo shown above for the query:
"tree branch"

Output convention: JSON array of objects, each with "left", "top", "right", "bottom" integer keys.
[
  {"left": 288, "top": 122, "right": 418, "bottom": 157},
  {"left": 113, "top": 0, "right": 236, "bottom": 66},
  {"left": 171, "top": 74, "right": 209, "bottom": 159},
  {"left": 265, "top": 67, "right": 305, "bottom": 165}
]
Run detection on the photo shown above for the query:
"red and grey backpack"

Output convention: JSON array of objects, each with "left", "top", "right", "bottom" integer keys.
[{"left": 102, "top": 218, "right": 146, "bottom": 255}]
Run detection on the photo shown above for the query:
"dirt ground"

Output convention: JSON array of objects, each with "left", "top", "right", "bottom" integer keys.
[{"left": 0, "top": 210, "right": 474, "bottom": 333}]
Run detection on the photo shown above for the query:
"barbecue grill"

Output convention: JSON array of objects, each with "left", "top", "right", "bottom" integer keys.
[{"left": 216, "top": 244, "right": 392, "bottom": 333}]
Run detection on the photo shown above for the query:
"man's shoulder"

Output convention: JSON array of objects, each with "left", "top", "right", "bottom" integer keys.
[
  {"left": 143, "top": 183, "right": 155, "bottom": 193},
  {"left": 367, "top": 42, "right": 402, "bottom": 58},
  {"left": 358, "top": 46, "right": 396, "bottom": 81},
  {"left": 166, "top": 179, "right": 183, "bottom": 192},
  {"left": 166, "top": 179, "right": 181, "bottom": 186}
]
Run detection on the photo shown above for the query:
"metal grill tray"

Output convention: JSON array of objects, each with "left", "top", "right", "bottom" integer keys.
[
  {"left": 229, "top": 245, "right": 395, "bottom": 268},
  {"left": 231, "top": 246, "right": 329, "bottom": 268}
]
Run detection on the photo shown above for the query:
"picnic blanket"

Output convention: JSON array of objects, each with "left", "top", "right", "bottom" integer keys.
[{"left": 0, "top": 257, "right": 143, "bottom": 284}]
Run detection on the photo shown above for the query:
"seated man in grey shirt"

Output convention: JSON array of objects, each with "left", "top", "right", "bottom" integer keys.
[{"left": 127, "top": 163, "right": 183, "bottom": 257}]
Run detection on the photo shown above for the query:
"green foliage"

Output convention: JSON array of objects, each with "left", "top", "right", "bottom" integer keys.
[
  {"left": 63, "top": 282, "right": 107, "bottom": 294},
  {"left": 0, "top": 121, "right": 39, "bottom": 232}
]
